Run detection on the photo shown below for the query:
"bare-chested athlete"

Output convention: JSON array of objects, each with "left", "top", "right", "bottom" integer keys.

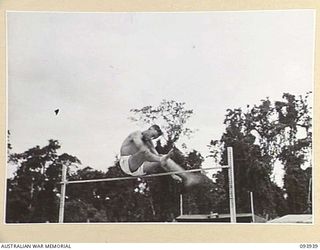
[{"left": 119, "top": 125, "right": 200, "bottom": 188}]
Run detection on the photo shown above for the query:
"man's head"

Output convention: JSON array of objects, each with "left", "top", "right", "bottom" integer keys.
[{"left": 144, "top": 125, "right": 163, "bottom": 139}]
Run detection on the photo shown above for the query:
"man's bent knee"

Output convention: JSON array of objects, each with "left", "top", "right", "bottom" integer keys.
[{"left": 140, "top": 149, "right": 156, "bottom": 159}]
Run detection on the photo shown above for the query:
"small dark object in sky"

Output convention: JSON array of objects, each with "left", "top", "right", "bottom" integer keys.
[{"left": 54, "top": 109, "right": 60, "bottom": 115}]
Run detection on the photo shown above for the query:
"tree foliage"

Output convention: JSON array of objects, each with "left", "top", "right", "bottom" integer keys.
[
  {"left": 276, "top": 93, "right": 312, "bottom": 213},
  {"left": 6, "top": 140, "right": 80, "bottom": 223},
  {"left": 130, "top": 99, "right": 195, "bottom": 144},
  {"left": 208, "top": 92, "right": 312, "bottom": 218}
]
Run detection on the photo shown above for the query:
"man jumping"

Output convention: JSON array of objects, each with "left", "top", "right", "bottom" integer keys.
[{"left": 119, "top": 125, "right": 200, "bottom": 188}]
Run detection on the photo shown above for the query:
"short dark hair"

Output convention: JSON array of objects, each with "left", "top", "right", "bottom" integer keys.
[{"left": 150, "top": 125, "right": 163, "bottom": 136}]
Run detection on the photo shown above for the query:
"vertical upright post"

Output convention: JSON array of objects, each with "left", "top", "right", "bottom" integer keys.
[
  {"left": 250, "top": 191, "right": 255, "bottom": 223},
  {"left": 307, "top": 178, "right": 312, "bottom": 213},
  {"left": 179, "top": 194, "right": 183, "bottom": 216},
  {"left": 59, "top": 164, "right": 67, "bottom": 223},
  {"left": 227, "top": 147, "right": 236, "bottom": 223}
]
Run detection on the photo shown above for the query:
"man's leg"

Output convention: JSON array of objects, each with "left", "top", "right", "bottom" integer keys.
[
  {"left": 143, "top": 150, "right": 200, "bottom": 187},
  {"left": 161, "top": 158, "right": 201, "bottom": 188},
  {"left": 129, "top": 150, "right": 198, "bottom": 187},
  {"left": 142, "top": 162, "right": 162, "bottom": 174},
  {"left": 143, "top": 162, "right": 183, "bottom": 182},
  {"left": 128, "top": 149, "right": 162, "bottom": 172}
]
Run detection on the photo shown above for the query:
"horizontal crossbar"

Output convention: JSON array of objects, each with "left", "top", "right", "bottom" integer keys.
[{"left": 61, "top": 165, "right": 230, "bottom": 185}]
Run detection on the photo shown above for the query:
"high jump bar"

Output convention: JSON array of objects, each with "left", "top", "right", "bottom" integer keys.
[
  {"left": 59, "top": 165, "right": 230, "bottom": 185},
  {"left": 58, "top": 147, "right": 236, "bottom": 223}
]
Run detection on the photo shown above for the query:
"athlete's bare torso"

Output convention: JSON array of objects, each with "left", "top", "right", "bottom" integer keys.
[{"left": 120, "top": 131, "right": 145, "bottom": 156}]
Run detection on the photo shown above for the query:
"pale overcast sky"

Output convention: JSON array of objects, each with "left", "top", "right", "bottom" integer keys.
[{"left": 7, "top": 10, "right": 315, "bottom": 183}]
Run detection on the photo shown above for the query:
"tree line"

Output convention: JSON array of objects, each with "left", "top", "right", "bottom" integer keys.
[{"left": 6, "top": 92, "right": 312, "bottom": 223}]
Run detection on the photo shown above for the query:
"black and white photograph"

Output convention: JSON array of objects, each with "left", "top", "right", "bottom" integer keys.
[{"left": 6, "top": 10, "right": 314, "bottom": 224}]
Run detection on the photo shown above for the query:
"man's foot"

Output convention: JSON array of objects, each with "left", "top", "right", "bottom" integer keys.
[
  {"left": 171, "top": 174, "right": 183, "bottom": 183},
  {"left": 184, "top": 174, "right": 202, "bottom": 189}
]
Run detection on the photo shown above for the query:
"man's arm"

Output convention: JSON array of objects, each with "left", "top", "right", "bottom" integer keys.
[
  {"left": 131, "top": 132, "right": 162, "bottom": 162},
  {"left": 144, "top": 139, "right": 159, "bottom": 155},
  {"left": 131, "top": 132, "right": 157, "bottom": 154},
  {"left": 131, "top": 132, "right": 160, "bottom": 155}
]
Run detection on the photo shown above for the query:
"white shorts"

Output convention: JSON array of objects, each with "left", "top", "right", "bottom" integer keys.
[{"left": 119, "top": 155, "right": 146, "bottom": 176}]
